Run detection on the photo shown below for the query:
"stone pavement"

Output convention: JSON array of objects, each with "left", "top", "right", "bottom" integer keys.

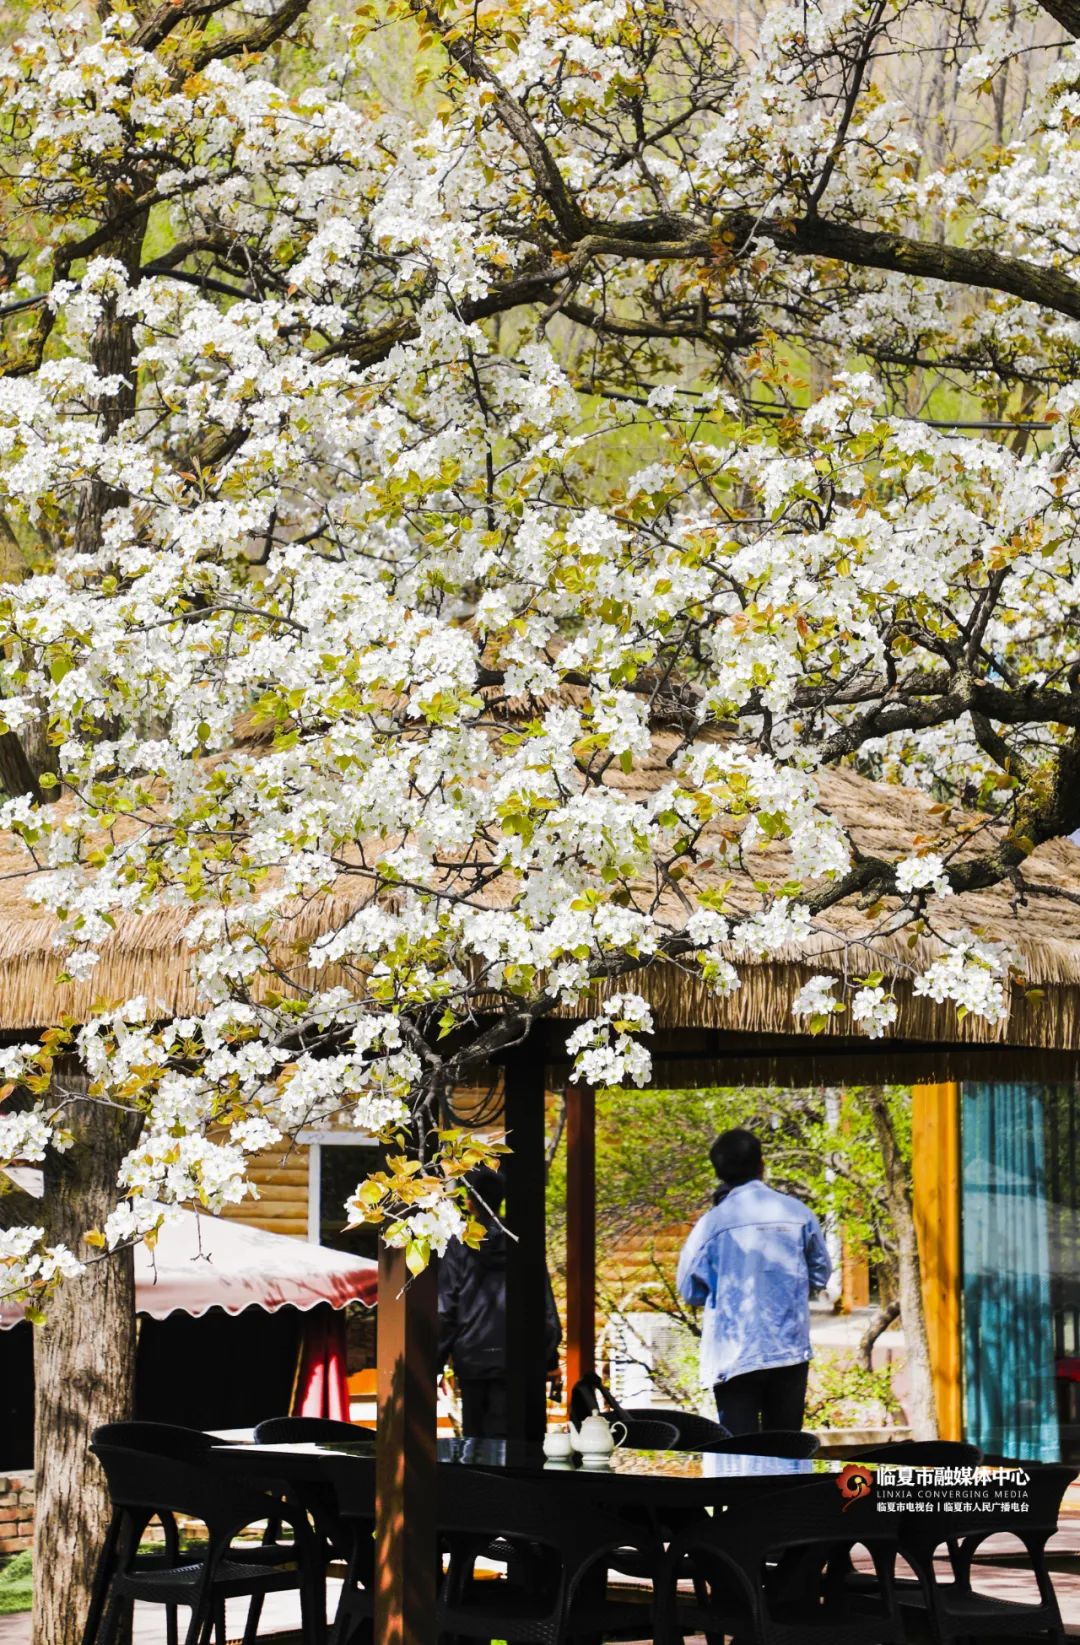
[{"left": 4, "top": 1525, "right": 1080, "bottom": 1644}]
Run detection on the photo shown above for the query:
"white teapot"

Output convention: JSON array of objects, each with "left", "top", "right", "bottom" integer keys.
[{"left": 570, "top": 1413, "right": 627, "bottom": 1464}]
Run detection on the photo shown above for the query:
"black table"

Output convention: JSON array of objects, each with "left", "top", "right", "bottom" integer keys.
[
  {"left": 215, "top": 1436, "right": 826, "bottom": 1512},
  {"left": 211, "top": 1439, "right": 1078, "bottom": 1645},
  {"left": 213, "top": 1436, "right": 1076, "bottom": 1527}
]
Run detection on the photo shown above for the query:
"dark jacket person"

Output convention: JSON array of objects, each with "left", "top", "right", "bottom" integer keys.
[{"left": 438, "top": 1166, "right": 562, "bottom": 1438}]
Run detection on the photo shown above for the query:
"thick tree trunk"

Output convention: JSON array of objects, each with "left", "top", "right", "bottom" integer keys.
[
  {"left": 28, "top": 155, "right": 149, "bottom": 1645},
  {"left": 866, "top": 1087, "right": 938, "bottom": 1441},
  {"left": 32, "top": 1097, "right": 141, "bottom": 1645}
]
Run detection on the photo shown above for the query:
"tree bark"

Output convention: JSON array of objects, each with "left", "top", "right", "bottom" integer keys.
[
  {"left": 24, "top": 109, "right": 150, "bottom": 1645},
  {"left": 32, "top": 1096, "right": 142, "bottom": 1645},
  {"left": 866, "top": 1088, "right": 938, "bottom": 1440},
  {"left": 1030, "top": 0, "right": 1080, "bottom": 35},
  {"left": 857, "top": 1298, "right": 901, "bottom": 1372}
]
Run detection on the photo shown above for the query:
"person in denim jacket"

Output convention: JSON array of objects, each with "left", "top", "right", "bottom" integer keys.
[{"left": 677, "top": 1128, "right": 832, "bottom": 1435}]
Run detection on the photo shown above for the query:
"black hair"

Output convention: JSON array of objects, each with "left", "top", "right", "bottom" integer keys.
[
  {"left": 709, "top": 1127, "right": 763, "bottom": 1186},
  {"left": 465, "top": 1165, "right": 506, "bottom": 1219}
]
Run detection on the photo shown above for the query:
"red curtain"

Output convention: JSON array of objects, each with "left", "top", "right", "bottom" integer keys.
[{"left": 292, "top": 1304, "right": 350, "bottom": 1419}]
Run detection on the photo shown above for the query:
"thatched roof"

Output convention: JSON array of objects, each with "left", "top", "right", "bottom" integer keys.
[{"left": 0, "top": 730, "right": 1078, "bottom": 1048}]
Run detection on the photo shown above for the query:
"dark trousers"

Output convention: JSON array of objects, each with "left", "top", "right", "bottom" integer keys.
[
  {"left": 459, "top": 1377, "right": 508, "bottom": 1438},
  {"left": 713, "top": 1360, "right": 809, "bottom": 1435}
]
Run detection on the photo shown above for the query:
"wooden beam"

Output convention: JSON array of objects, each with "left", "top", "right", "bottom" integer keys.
[
  {"left": 503, "top": 1046, "right": 549, "bottom": 1440},
  {"left": 912, "top": 1083, "right": 962, "bottom": 1440},
  {"left": 565, "top": 1081, "right": 596, "bottom": 1395},
  {"left": 529, "top": 1020, "right": 1080, "bottom": 1090},
  {"left": 374, "top": 1246, "right": 437, "bottom": 1645}
]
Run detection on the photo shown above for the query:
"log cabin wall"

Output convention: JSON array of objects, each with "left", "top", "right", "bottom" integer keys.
[
  {"left": 215, "top": 1081, "right": 505, "bottom": 1243},
  {"left": 218, "top": 1144, "right": 310, "bottom": 1238}
]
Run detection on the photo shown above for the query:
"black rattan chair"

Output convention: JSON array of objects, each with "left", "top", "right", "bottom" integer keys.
[
  {"left": 85, "top": 1421, "right": 322, "bottom": 1645},
  {"left": 438, "top": 1465, "right": 661, "bottom": 1644},
  {"left": 844, "top": 1461, "right": 1074, "bottom": 1645},
  {"left": 704, "top": 1430, "right": 820, "bottom": 1460},
  {"left": 315, "top": 1450, "right": 376, "bottom": 1645},
  {"left": 82, "top": 1425, "right": 204, "bottom": 1645},
  {"left": 252, "top": 1416, "right": 371, "bottom": 1645},
  {"left": 655, "top": 1473, "right": 903, "bottom": 1645},
  {"left": 838, "top": 1439, "right": 982, "bottom": 1465},
  {"left": 614, "top": 1417, "right": 681, "bottom": 1450},
  {"left": 253, "top": 1417, "right": 369, "bottom": 1446},
  {"left": 623, "top": 1407, "right": 731, "bottom": 1448},
  {"left": 570, "top": 1373, "right": 730, "bottom": 1450},
  {"left": 826, "top": 1440, "right": 980, "bottom": 1612}
]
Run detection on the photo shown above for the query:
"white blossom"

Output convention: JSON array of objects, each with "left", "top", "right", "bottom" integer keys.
[
  {"left": 793, "top": 974, "right": 843, "bottom": 1022},
  {"left": 850, "top": 986, "right": 899, "bottom": 1039}
]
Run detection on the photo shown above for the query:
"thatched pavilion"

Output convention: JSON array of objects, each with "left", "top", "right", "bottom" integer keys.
[{"left": 3, "top": 745, "right": 1080, "bottom": 1643}]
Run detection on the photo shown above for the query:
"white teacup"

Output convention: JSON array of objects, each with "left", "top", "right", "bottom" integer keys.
[{"left": 542, "top": 1429, "right": 574, "bottom": 1461}]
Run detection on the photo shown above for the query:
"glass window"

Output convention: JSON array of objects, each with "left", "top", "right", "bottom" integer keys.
[
  {"left": 310, "top": 1138, "right": 380, "bottom": 1377},
  {"left": 315, "top": 1140, "right": 380, "bottom": 1261}
]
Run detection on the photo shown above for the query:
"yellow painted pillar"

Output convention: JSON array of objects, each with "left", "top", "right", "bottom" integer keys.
[{"left": 911, "top": 1083, "right": 963, "bottom": 1439}]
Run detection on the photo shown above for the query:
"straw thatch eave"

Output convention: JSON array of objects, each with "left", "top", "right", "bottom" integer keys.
[{"left": 0, "top": 735, "right": 1078, "bottom": 1048}]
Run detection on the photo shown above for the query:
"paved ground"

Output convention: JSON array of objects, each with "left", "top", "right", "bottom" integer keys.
[
  {"left": 0, "top": 1583, "right": 342, "bottom": 1645},
  {"left": 5, "top": 1525, "right": 1080, "bottom": 1643}
]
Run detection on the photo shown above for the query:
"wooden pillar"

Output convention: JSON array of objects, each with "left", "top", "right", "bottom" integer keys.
[
  {"left": 503, "top": 1045, "right": 549, "bottom": 1440},
  {"left": 841, "top": 1247, "right": 871, "bottom": 1312},
  {"left": 912, "top": 1082, "right": 963, "bottom": 1440},
  {"left": 565, "top": 1081, "right": 596, "bottom": 1394},
  {"left": 375, "top": 1246, "right": 437, "bottom": 1645}
]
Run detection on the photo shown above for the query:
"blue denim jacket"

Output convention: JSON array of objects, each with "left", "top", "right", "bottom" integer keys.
[{"left": 676, "top": 1180, "right": 833, "bottom": 1388}]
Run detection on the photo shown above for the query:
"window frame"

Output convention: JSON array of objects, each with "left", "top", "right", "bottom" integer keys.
[{"left": 297, "top": 1129, "right": 377, "bottom": 1248}]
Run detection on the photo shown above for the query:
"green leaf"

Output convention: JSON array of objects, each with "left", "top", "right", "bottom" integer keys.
[{"left": 405, "top": 1238, "right": 430, "bottom": 1275}]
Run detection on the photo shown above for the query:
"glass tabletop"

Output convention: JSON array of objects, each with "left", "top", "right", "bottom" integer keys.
[
  {"left": 438, "top": 1438, "right": 824, "bottom": 1478},
  {"left": 229, "top": 1437, "right": 1063, "bottom": 1478},
  {"left": 217, "top": 1438, "right": 1069, "bottom": 1518},
  {"left": 237, "top": 1434, "right": 833, "bottom": 1478}
]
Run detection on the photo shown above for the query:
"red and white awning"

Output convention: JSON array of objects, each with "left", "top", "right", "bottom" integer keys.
[{"left": 0, "top": 1202, "right": 376, "bottom": 1327}]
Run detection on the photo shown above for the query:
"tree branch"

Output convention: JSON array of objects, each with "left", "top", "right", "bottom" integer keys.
[
  {"left": 406, "top": 0, "right": 587, "bottom": 240},
  {"left": 1028, "top": 0, "right": 1080, "bottom": 35},
  {"left": 187, "top": 0, "right": 311, "bottom": 72},
  {"left": 133, "top": 0, "right": 241, "bottom": 54},
  {"left": 858, "top": 1299, "right": 900, "bottom": 1371},
  {"left": 580, "top": 211, "right": 1080, "bottom": 326}
]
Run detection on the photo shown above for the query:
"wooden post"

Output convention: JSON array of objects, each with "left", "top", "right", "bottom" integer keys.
[
  {"left": 912, "top": 1082, "right": 963, "bottom": 1439},
  {"left": 374, "top": 1246, "right": 437, "bottom": 1645},
  {"left": 503, "top": 1046, "right": 549, "bottom": 1440},
  {"left": 841, "top": 1247, "right": 871, "bottom": 1312},
  {"left": 565, "top": 1081, "right": 596, "bottom": 1394}
]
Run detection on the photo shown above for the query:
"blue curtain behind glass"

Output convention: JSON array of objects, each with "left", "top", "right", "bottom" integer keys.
[{"left": 962, "top": 1084, "right": 1059, "bottom": 1461}]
